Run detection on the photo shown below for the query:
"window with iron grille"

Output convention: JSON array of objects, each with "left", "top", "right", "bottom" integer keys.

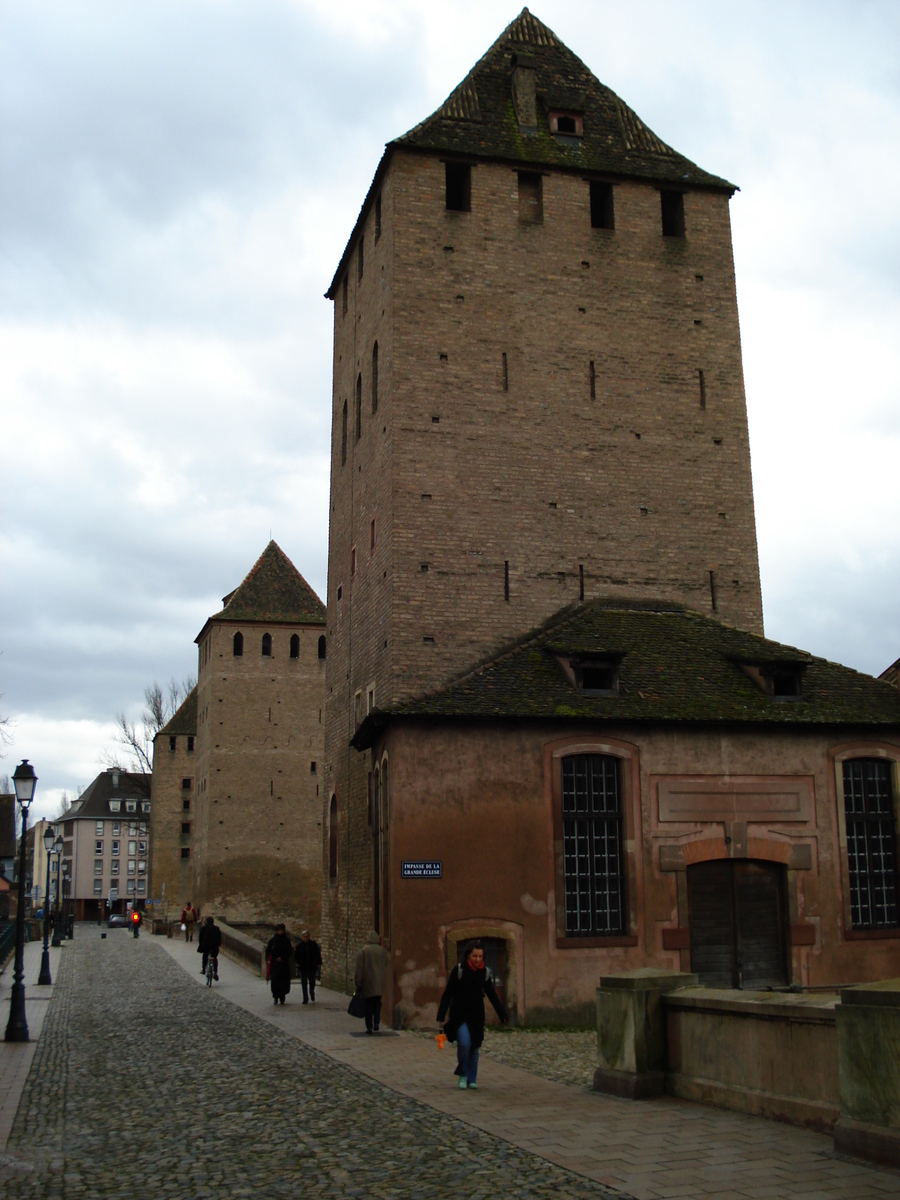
[
  {"left": 843, "top": 759, "right": 899, "bottom": 928},
  {"left": 561, "top": 755, "right": 624, "bottom": 935}
]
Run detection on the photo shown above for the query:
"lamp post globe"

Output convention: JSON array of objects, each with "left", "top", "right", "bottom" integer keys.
[
  {"left": 5, "top": 760, "right": 37, "bottom": 1043},
  {"left": 37, "top": 824, "right": 55, "bottom": 987},
  {"left": 51, "top": 834, "right": 64, "bottom": 948}
]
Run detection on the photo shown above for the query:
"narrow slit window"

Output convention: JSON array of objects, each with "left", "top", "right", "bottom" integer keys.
[
  {"left": 341, "top": 401, "right": 348, "bottom": 466},
  {"left": 370, "top": 517, "right": 376, "bottom": 552},
  {"left": 698, "top": 368, "right": 707, "bottom": 410},
  {"left": 342, "top": 275, "right": 348, "bottom": 317},
  {"left": 262, "top": 632, "right": 272, "bottom": 657},
  {"left": 375, "top": 192, "right": 382, "bottom": 241},
  {"left": 355, "top": 374, "right": 362, "bottom": 440},
  {"left": 504, "top": 560, "right": 510, "bottom": 601},
  {"left": 501, "top": 352, "right": 508, "bottom": 392},
  {"left": 329, "top": 796, "right": 338, "bottom": 880},
  {"left": 518, "top": 172, "right": 543, "bottom": 224},
  {"left": 318, "top": 635, "right": 326, "bottom": 660},
  {"left": 709, "top": 569, "right": 717, "bottom": 612},
  {"left": 290, "top": 634, "right": 300, "bottom": 659},
  {"left": 589, "top": 360, "right": 596, "bottom": 401},
  {"left": 233, "top": 631, "right": 243, "bottom": 657},
  {"left": 590, "top": 181, "right": 614, "bottom": 230},
  {"left": 661, "top": 190, "right": 685, "bottom": 238},
  {"left": 372, "top": 342, "right": 378, "bottom": 414},
  {"left": 445, "top": 162, "right": 471, "bottom": 212}
]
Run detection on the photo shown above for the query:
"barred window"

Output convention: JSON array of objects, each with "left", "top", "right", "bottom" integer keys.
[
  {"left": 843, "top": 759, "right": 899, "bottom": 929},
  {"left": 561, "top": 754, "right": 624, "bottom": 935}
]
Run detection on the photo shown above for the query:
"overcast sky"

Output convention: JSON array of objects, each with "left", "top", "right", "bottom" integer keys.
[{"left": 2, "top": 0, "right": 899, "bottom": 821}]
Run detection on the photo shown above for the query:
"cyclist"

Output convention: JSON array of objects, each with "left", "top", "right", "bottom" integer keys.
[{"left": 198, "top": 915, "right": 222, "bottom": 981}]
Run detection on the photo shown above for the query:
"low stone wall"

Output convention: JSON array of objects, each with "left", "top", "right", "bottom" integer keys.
[
  {"left": 834, "top": 979, "right": 900, "bottom": 1168},
  {"left": 663, "top": 988, "right": 840, "bottom": 1132},
  {"left": 217, "top": 921, "right": 266, "bottom": 977}
]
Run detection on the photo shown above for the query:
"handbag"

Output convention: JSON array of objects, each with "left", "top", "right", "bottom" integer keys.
[
  {"left": 348, "top": 990, "right": 365, "bottom": 1018},
  {"left": 180, "top": 923, "right": 187, "bottom": 931}
]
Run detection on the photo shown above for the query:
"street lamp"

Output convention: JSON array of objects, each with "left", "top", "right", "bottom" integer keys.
[
  {"left": 51, "top": 834, "right": 63, "bottom": 948},
  {"left": 37, "top": 825, "right": 56, "bottom": 986},
  {"left": 5, "top": 760, "right": 37, "bottom": 1043},
  {"left": 62, "top": 862, "right": 71, "bottom": 939}
]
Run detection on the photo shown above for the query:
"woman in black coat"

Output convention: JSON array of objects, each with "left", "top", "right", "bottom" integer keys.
[
  {"left": 266, "top": 924, "right": 293, "bottom": 1005},
  {"left": 437, "top": 940, "right": 507, "bottom": 1089}
]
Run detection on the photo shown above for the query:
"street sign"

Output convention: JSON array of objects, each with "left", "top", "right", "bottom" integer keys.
[{"left": 401, "top": 861, "right": 442, "bottom": 878}]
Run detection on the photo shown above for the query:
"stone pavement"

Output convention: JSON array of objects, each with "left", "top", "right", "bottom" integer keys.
[
  {"left": 0, "top": 926, "right": 623, "bottom": 1199},
  {"left": 0, "top": 935, "right": 64, "bottom": 1151},
  {"left": 158, "top": 933, "right": 900, "bottom": 1200},
  {"left": 1, "top": 927, "right": 899, "bottom": 1199}
]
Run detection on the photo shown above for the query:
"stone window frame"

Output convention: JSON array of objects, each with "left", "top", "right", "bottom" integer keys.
[
  {"left": 831, "top": 741, "right": 900, "bottom": 941},
  {"left": 545, "top": 734, "right": 642, "bottom": 949}
]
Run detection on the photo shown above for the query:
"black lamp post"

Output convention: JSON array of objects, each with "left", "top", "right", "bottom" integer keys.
[
  {"left": 51, "top": 834, "right": 63, "bottom": 948},
  {"left": 5, "top": 760, "right": 37, "bottom": 1043},
  {"left": 62, "top": 864, "right": 71, "bottom": 938},
  {"left": 37, "top": 825, "right": 55, "bottom": 986}
]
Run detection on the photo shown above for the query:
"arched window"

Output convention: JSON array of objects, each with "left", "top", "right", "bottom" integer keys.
[
  {"left": 341, "top": 400, "right": 347, "bottom": 466},
  {"left": 290, "top": 634, "right": 300, "bottom": 659},
  {"left": 318, "top": 634, "right": 326, "bottom": 660},
  {"left": 261, "top": 632, "right": 272, "bottom": 657},
  {"left": 372, "top": 341, "right": 378, "bottom": 414},
  {"left": 355, "top": 374, "right": 362, "bottom": 440},
  {"left": 329, "top": 795, "right": 338, "bottom": 881},
  {"left": 233, "top": 631, "right": 243, "bottom": 657}
]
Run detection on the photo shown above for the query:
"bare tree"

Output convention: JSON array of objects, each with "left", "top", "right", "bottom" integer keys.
[
  {"left": 55, "top": 788, "right": 81, "bottom": 819},
  {"left": 104, "top": 676, "right": 196, "bottom": 775}
]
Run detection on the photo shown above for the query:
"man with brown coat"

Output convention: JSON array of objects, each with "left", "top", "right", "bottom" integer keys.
[{"left": 354, "top": 930, "right": 390, "bottom": 1034}]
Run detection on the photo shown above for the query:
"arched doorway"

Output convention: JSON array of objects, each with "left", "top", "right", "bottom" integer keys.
[{"left": 687, "top": 859, "right": 788, "bottom": 989}]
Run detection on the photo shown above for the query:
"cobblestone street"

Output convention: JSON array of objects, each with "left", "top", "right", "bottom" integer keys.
[{"left": 0, "top": 930, "right": 621, "bottom": 1200}]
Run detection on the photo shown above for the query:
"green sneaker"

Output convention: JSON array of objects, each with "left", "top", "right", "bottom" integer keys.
[
  {"left": 467, "top": 1082, "right": 478, "bottom": 1090},
  {"left": 457, "top": 1078, "right": 468, "bottom": 1089}
]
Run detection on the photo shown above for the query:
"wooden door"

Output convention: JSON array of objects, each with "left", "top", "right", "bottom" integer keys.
[{"left": 687, "top": 860, "right": 787, "bottom": 989}]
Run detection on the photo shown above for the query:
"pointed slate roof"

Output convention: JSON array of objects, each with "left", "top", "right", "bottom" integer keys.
[
  {"left": 198, "top": 542, "right": 325, "bottom": 636},
  {"left": 157, "top": 686, "right": 198, "bottom": 739},
  {"left": 352, "top": 599, "right": 900, "bottom": 749},
  {"left": 327, "top": 9, "right": 733, "bottom": 297},
  {"left": 397, "top": 8, "right": 731, "bottom": 191}
]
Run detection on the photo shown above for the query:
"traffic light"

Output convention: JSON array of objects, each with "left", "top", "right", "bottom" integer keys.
[{"left": 131, "top": 909, "right": 141, "bottom": 938}]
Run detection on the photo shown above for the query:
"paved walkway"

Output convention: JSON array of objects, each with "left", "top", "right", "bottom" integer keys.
[
  {"left": 1, "top": 926, "right": 898, "bottom": 1198},
  {"left": 158, "top": 933, "right": 900, "bottom": 1200},
  {"left": 0, "top": 935, "right": 64, "bottom": 1151}
]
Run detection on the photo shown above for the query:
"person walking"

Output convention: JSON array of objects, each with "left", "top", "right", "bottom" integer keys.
[
  {"left": 266, "top": 924, "right": 293, "bottom": 1006},
  {"left": 354, "top": 930, "right": 390, "bottom": 1034},
  {"left": 437, "top": 940, "right": 507, "bottom": 1089},
  {"left": 198, "top": 915, "right": 222, "bottom": 980},
  {"left": 181, "top": 902, "right": 196, "bottom": 943},
  {"left": 294, "top": 930, "right": 322, "bottom": 1004}
]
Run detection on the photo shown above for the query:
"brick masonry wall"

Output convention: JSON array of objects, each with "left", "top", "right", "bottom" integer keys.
[
  {"left": 149, "top": 734, "right": 197, "bottom": 918},
  {"left": 323, "top": 148, "right": 765, "bottom": 989},
  {"left": 195, "top": 619, "right": 325, "bottom": 930}
]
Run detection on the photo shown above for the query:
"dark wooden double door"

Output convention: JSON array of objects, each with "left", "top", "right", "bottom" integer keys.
[{"left": 687, "top": 859, "right": 788, "bottom": 989}]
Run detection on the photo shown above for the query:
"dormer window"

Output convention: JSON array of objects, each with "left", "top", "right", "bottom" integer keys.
[
  {"left": 737, "top": 660, "right": 806, "bottom": 701},
  {"left": 109, "top": 800, "right": 121, "bottom": 813},
  {"left": 577, "top": 661, "right": 619, "bottom": 695},
  {"left": 548, "top": 111, "right": 583, "bottom": 137}
]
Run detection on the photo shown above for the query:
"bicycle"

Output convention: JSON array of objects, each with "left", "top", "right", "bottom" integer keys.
[{"left": 206, "top": 953, "right": 218, "bottom": 987}]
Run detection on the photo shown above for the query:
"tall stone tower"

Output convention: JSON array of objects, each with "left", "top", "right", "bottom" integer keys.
[{"left": 322, "top": 8, "right": 763, "bottom": 980}]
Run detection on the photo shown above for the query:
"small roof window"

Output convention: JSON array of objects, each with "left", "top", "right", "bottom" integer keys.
[
  {"left": 737, "top": 660, "right": 806, "bottom": 701},
  {"left": 109, "top": 800, "right": 121, "bottom": 813},
  {"left": 548, "top": 110, "right": 583, "bottom": 138},
  {"left": 557, "top": 653, "right": 623, "bottom": 696}
]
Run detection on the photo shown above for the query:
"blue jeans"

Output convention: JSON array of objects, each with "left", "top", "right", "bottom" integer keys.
[{"left": 456, "top": 1022, "right": 479, "bottom": 1085}]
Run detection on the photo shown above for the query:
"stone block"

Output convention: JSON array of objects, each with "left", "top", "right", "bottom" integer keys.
[
  {"left": 594, "top": 968, "right": 697, "bottom": 1098},
  {"left": 835, "top": 978, "right": 900, "bottom": 1165}
]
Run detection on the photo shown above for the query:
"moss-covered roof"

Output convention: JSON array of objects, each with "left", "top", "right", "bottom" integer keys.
[
  {"left": 158, "top": 686, "right": 197, "bottom": 739},
  {"left": 352, "top": 600, "right": 900, "bottom": 749},
  {"left": 327, "top": 9, "right": 733, "bottom": 298},
  {"left": 200, "top": 542, "right": 325, "bottom": 635},
  {"left": 398, "top": 9, "right": 732, "bottom": 191}
]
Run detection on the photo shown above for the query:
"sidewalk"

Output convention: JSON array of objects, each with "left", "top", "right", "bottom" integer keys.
[
  {"left": 159, "top": 933, "right": 899, "bottom": 1200},
  {"left": 0, "top": 936, "right": 65, "bottom": 1151}
]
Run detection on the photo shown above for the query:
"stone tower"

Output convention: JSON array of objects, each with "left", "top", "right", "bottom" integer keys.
[
  {"left": 192, "top": 541, "right": 326, "bottom": 928},
  {"left": 322, "top": 8, "right": 763, "bottom": 981}
]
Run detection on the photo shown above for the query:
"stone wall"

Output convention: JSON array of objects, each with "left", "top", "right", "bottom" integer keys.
[
  {"left": 322, "top": 146, "right": 764, "bottom": 990},
  {"left": 194, "top": 619, "right": 325, "bottom": 930},
  {"left": 149, "top": 733, "right": 196, "bottom": 919}
]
